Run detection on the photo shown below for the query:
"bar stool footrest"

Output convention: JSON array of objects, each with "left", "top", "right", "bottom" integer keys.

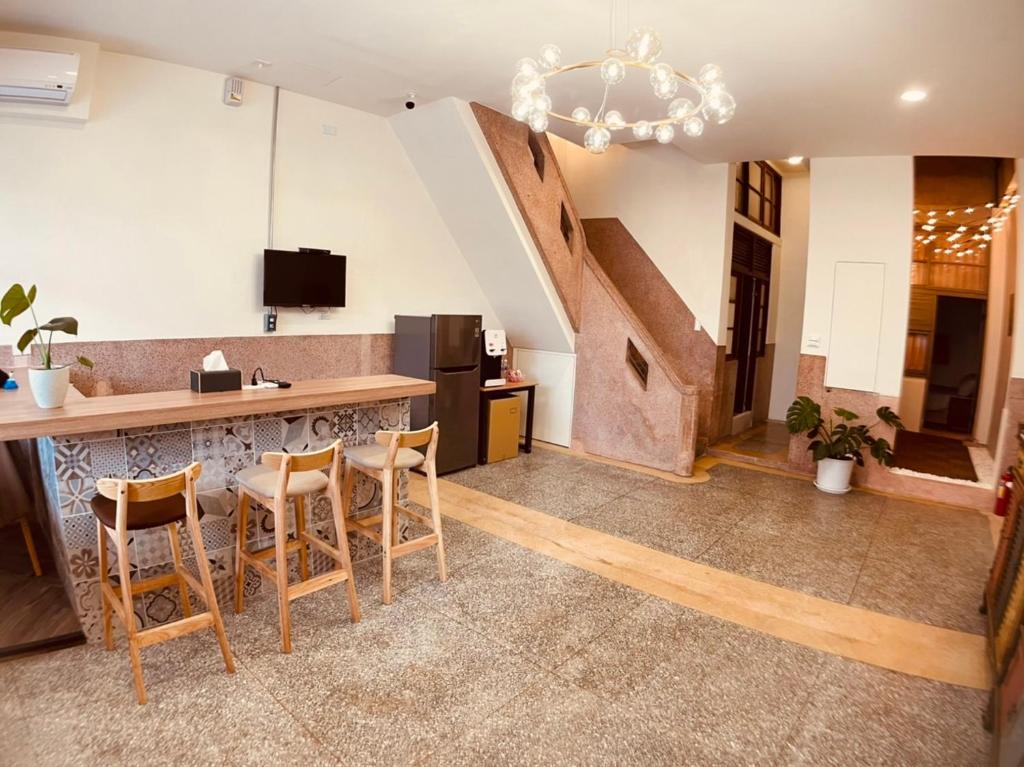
[
  {"left": 136, "top": 612, "right": 214, "bottom": 648},
  {"left": 391, "top": 533, "right": 439, "bottom": 559},
  {"left": 287, "top": 569, "right": 350, "bottom": 601}
]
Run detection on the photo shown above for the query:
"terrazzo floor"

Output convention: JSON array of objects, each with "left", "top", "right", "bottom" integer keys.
[{"left": 0, "top": 450, "right": 993, "bottom": 766}]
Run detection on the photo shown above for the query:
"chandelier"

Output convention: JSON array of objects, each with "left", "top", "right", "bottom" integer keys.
[
  {"left": 913, "top": 191, "right": 1019, "bottom": 258},
  {"left": 509, "top": 27, "right": 736, "bottom": 154}
]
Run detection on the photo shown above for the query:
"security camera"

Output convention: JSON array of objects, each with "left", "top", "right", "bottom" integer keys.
[{"left": 405, "top": 92, "right": 417, "bottom": 110}]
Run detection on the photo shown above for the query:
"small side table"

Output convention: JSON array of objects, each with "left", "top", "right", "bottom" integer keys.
[{"left": 479, "top": 380, "right": 537, "bottom": 463}]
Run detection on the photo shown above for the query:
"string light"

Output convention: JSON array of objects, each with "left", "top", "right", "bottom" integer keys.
[{"left": 913, "top": 193, "right": 1018, "bottom": 261}]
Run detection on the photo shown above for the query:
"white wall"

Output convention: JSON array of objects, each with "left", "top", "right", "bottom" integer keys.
[
  {"left": 390, "top": 98, "right": 574, "bottom": 354},
  {"left": 801, "top": 156, "right": 913, "bottom": 396},
  {"left": 768, "top": 172, "right": 810, "bottom": 420},
  {"left": 272, "top": 90, "right": 498, "bottom": 334},
  {"left": 552, "top": 137, "right": 733, "bottom": 344},
  {"left": 0, "top": 48, "right": 498, "bottom": 345}
]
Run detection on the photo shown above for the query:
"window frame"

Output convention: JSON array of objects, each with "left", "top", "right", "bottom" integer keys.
[{"left": 735, "top": 161, "right": 782, "bottom": 235}]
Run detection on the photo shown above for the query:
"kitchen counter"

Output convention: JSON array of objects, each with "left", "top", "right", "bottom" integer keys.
[
  {"left": 0, "top": 374, "right": 434, "bottom": 441},
  {"left": 6, "top": 374, "right": 432, "bottom": 643}
]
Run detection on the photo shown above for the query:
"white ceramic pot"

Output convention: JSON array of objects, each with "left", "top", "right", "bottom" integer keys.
[
  {"left": 814, "top": 456, "right": 854, "bottom": 494},
  {"left": 28, "top": 365, "right": 71, "bottom": 409}
]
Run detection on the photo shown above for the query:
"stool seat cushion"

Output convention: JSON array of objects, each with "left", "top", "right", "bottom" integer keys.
[
  {"left": 91, "top": 493, "right": 205, "bottom": 531},
  {"left": 236, "top": 464, "right": 329, "bottom": 498},
  {"left": 344, "top": 444, "right": 425, "bottom": 471}
]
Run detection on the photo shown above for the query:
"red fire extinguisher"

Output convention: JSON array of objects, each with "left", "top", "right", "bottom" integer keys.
[{"left": 995, "top": 469, "right": 1013, "bottom": 517}]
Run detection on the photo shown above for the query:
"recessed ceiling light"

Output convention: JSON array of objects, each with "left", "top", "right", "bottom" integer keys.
[
  {"left": 787, "top": 156, "right": 804, "bottom": 165},
  {"left": 900, "top": 89, "right": 927, "bottom": 103}
]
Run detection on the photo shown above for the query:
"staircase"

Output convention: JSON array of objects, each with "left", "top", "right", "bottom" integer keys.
[{"left": 470, "top": 104, "right": 712, "bottom": 475}]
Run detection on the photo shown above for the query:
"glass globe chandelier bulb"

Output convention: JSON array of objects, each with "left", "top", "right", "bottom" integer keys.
[
  {"left": 626, "top": 27, "right": 662, "bottom": 63},
  {"left": 571, "top": 106, "right": 592, "bottom": 123},
  {"left": 600, "top": 57, "right": 626, "bottom": 85},
  {"left": 703, "top": 89, "right": 736, "bottom": 124},
  {"left": 605, "top": 110, "right": 626, "bottom": 130},
  {"left": 528, "top": 110, "right": 549, "bottom": 133},
  {"left": 698, "top": 63, "right": 724, "bottom": 87},
  {"left": 682, "top": 116, "right": 704, "bottom": 137},
  {"left": 668, "top": 97, "right": 694, "bottom": 120},
  {"left": 650, "top": 62, "right": 674, "bottom": 84},
  {"left": 511, "top": 98, "right": 532, "bottom": 122},
  {"left": 515, "top": 57, "right": 540, "bottom": 77},
  {"left": 652, "top": 76, "right": 679, "bottom": 100},
  {"left": 632, "top": 120, "right": 654, "bottom": 140},
  {"left": 532, "top": 92, "right": 552, "bottom": 113},
  {"left": 538, "top": 43, "right": 562, "bottom": 70},
  {"left": 655, "top": 123, "right": 675, "bottom": 144},
  {"left": 511, "top": 72, "right": 543, "bottom": 99},
  {"left": 584, "top": 126, "right": 611, "bottom": 154}
]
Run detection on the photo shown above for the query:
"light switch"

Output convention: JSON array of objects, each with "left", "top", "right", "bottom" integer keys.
[{"left": 806, "top": 335, "right": 821, "bottom": 348}]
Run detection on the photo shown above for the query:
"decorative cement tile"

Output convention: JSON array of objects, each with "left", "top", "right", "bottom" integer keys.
[
  {"left": 87, "top": 437, "right": 128, "bottom": 478},
  {"left": 122, "top": 421, "right": 191, "bottom": 436},
  {"left": 253, "top": 414, "right": 309, "bottom": 456},
  {"left": 125, "top": 429, "right": 193, "bottom": 480},
  {"left": 780, "top": 655, "right": 989, "bottom": 766},
  {"left": 54, "top": 441, "right": 91, "bottom": 481},
  {"left": 308, "top": 407, "right": 358, "bottom": 450},
  {"left": 58, "top": 476, "right": 96, "bottom": 516},
  {"left": 52, "top": 429, "right": 119, "bottom": 445}
]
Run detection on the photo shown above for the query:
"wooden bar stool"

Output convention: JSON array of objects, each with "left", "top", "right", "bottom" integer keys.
[
  {"left": 92, "top": 462, "right": 235, "bottom": 705},
  {"left": 343, "top": 423, "right": 447, "bottom": 605},
  {"left": 234, "top": 440, "right": 360, "bottom": 653}
]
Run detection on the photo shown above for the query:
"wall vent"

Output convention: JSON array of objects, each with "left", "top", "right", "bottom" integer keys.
[
  {"left": 527, "top": 129, "right": 545, "bottom": 180},
  {"left": 626, "top": 339, "right": 649, "bottom": 390},
  {"left": 560, "top": 202, "right": 574, "bottom": 250}
]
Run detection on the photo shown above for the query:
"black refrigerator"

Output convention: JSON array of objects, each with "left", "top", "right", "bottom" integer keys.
[{"left": 394, "top": 314, "right": 481, "bottom": 475}]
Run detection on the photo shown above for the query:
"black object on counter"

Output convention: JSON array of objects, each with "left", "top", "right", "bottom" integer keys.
[
  {"left": 394, "top": 314, "right": 481, "bottom": 475},
  {"left": 189, "top": 368, "right": 242, "bottom": 393}
]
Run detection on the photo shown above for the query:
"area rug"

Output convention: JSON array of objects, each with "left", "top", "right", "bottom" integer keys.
[{"left": 892, "top": 430, "right": 978, "bottom": 482}]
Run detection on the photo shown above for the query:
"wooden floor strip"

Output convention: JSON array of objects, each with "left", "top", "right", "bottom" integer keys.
[{"left": 410, "top": 475, "right": 990, "bottom": 690}]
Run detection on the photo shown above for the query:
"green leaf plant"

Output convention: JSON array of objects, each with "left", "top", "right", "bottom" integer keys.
[
  {"left": 785, "top": 395, "right": 904, "bottom": 467},
  {"left": 1, "top": 284, "right": 93, "bottom": 370}
]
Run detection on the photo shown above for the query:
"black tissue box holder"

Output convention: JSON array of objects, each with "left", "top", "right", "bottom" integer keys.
[{"left": 190, "top": 368, "right": 242, "bottom": 393}]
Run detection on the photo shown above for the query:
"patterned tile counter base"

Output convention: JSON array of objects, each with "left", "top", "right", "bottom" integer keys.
[{"left": 36, "top": 398, "right": 412, "bottom": 643}]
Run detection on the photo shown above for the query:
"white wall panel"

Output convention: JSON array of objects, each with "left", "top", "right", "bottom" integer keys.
[
  {"left": 511, "top": 348, "right": 576, "bottom": 446},
  {"left": 825, "top": 262, "right": 884, "bottom": 392}
]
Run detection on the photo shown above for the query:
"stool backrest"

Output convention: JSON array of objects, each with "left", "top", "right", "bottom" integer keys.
[
  {"left": 96, "top": 463, "right": 203, "bottom": 533},
  {"left": 374, "top": 422, "right": 439, "bottom": 465},
  {"left": 96, "top": 462, "right": 202, "bottom": 503},
  {"left": 260, "top": 440, "right": 340, "bottom": 473}
]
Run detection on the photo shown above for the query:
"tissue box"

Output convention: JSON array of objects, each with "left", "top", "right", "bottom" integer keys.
[{"left": 190, "top": 369, "right": 242, "bottom": 393}]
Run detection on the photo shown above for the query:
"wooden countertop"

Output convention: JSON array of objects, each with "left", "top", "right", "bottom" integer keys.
[
  {"left": 480, "top": 379, "right": 537, "bottom": 393},
  {"left": 0, "top": 374, "right": 435, "bottom": 441}
]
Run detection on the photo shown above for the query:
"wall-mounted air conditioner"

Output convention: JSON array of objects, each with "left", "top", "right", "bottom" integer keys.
[{"left": 0, "top": 48, "right": 80, "bottom": 105}]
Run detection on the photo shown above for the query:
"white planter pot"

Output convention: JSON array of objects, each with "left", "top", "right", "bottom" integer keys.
[
  {"left": 28, "top": 365, "right": 71, "bottom": 409},
  {"left": 814, "top": 457, "right": 854, "bottom": 494}
]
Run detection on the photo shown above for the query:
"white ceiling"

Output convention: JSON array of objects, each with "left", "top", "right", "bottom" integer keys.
[{"left": 1, "top": 0, "right": 1022, "bottom": 163}]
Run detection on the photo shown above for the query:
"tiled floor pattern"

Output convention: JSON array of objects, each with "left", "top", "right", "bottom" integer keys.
[
  {"left": 450, "top": 449, "right": 994, "bottom": 635},
  {"left": 0, "top": 451, "right": 993, "bottom": 765}
]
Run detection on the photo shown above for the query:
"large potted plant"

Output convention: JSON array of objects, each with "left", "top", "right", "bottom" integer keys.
[
  {"left": 785, "top": 396, "right": 904, "bottom": 494},
  {"left": 1, "top": 284, "right": 93, "bottom": 409}
]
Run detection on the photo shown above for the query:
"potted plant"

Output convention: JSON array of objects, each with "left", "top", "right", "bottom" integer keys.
[
  {"left": 785, "top": 396, "right": 904, "bottom": 494},
  {"left": 1, "top": 284, "right": 93, "bottom": 409}
]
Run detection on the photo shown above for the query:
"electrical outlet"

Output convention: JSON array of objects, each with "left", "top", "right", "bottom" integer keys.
[{"left": 264, "top": 312, "right": 277, "bottom": 333}]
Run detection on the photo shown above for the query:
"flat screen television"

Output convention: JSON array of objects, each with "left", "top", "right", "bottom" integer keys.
[{"left": 263, "top": 249, "right": 346, "bottom": 307}]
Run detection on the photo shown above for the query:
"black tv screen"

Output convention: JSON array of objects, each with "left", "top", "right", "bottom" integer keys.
[{"left": 263, "top": 249, "right": 346, "bottom": 307}]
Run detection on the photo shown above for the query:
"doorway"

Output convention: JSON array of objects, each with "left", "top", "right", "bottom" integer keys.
[
  {"left": 924, "top": 295, "right": 986, "bottom": 433},
  {"left": 728, "top": 225, "right": 771, "bottom": 417}
]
